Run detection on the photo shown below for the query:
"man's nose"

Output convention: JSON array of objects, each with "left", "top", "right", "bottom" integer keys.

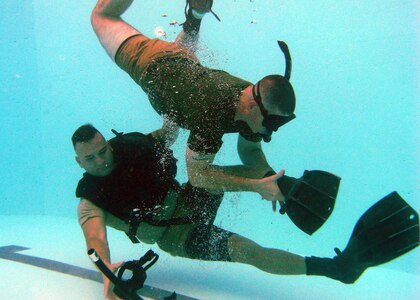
[{"left": 95, "top": 156, "right": 105, "bottom": 165}]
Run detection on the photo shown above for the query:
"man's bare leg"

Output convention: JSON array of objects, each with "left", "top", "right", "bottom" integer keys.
[
  {"left": 227, "top": 233, "right": 371, "bottom": 284},
  {"left": 228, "top": 234, "right": 306, "bottom": 275},
  {"left": 91, "top": 0, "right": 145, "bottom": 61}
]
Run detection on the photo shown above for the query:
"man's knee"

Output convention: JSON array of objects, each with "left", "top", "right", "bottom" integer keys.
[{"left": 227, "top": 234, "right": 262, "bottom": 263}]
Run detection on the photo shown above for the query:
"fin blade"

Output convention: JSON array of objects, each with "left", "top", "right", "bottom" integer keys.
[
  {"left": 285, "top": 170, "right": 341, "bottom": 235},
  {"left": 342, "top": 191, "right": 419, "bottom": 266}
]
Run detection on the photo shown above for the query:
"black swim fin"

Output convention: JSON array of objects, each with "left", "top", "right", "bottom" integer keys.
[
  {"left": 306, "top": 191, "right": 419, "bottom": 283},
  {"left": 277, "top": 170, "right": 341, "bottom": 235},
  {"left": 336, "top": 191, "right": 419, "bottom": 267}
]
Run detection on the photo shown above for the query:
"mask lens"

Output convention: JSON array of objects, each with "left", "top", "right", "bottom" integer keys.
[{"left": 263, "top": 114, "right": 296, "bottom": 132}]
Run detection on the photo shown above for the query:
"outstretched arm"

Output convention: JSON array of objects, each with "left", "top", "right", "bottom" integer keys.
[
  {"left": 91, "top": 0, "right": 142, "bottom": 61},
  {"left": 80, "top": 202, "right": 123, "bottom": 299},
  {"left": 186, "top": 135, "right": 285, "bottom": 203}
]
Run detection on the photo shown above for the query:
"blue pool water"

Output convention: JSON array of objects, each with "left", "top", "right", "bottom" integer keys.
[{"left": 1, "top": 1, "right": 419, "bottom": 298}]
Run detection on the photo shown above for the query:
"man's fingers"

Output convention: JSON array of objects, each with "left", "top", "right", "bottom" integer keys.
[{"left": 110, "top": 261, "right": 125, "bottom": 272}]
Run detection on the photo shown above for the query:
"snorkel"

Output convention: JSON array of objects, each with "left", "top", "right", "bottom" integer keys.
[
  {"left": 257, "top": 40, "right": 295, "bottom": 143},
  {"left": 278, "top": 40, "right": 292, "bottom": 81},
  {"left": 88, "top": 248, "right": 159, "bottom": 300}
]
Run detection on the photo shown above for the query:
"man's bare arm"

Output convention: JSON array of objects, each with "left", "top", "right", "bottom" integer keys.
[
  {"left": 237, "top": 134, "right": 273, "bottom": 175},
  {"left": 81, "top": 208, "right": 121, "bottom": 299},
  {"left": 186, "top": 140, "right": 284, "bottom": 201}
]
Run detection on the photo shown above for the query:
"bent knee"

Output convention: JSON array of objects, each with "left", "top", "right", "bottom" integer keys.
[{"left": 228, "top": 234, "right": 262, "bottom": 263}]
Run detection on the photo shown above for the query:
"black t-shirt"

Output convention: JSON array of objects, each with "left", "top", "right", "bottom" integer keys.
[
  {"left": 75, "top": 133, "right": 176, "bottom": 220},
  {"left": 143, "top": 58, "right": 263, "bottom": 154}
]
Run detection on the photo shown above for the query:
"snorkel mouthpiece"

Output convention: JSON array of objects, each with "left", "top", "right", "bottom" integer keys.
[
  {"left": 262, "top": 134, "right": 272, "bottom": 143},
  {"left": 278, "top": 41, "right": 292, "bottom": 80}
]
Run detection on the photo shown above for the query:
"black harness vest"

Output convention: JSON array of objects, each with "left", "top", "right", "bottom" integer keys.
[{"left": 75, "top": 131, "right": 178, "bottom": 221}]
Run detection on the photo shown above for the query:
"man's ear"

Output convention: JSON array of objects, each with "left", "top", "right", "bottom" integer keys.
[{"left": 248, "top": 100, "right": 258, "bottom": 112}]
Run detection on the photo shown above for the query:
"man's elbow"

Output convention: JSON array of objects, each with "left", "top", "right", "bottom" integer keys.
[
  {"left": 186, "top": 147, "right": 215, "bottom": 188},
  {"left": 90, "top": 10, "right": 99, "bottom": 31},
  {"left": 85, "top": 235, "right": 109, "bottom": 251},
  {"left": 187, "top": 164, "right": 209, "bottom": 188},
  {"left": 187, "top": 170, "right": 202, "bottom": 188}
]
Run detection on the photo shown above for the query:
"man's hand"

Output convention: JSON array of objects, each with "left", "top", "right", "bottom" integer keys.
[
  {"left": 104, "top": 261, "right": 125, "bottom": 300},
  {"left": 255, "top": 170, "right": 286, "bottom": 211}
]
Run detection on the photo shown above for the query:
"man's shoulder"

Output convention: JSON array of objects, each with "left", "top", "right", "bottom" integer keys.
[
  {"left": 75, "top": 173, "right": 95, "bottom": 199},
  {"left": 207, "top": 68, "right": 251, "bottom": 88},
  {"left": 77, "top": 197, "right": 105, "bottom": 227},
  {"left": 110, "top": 131, "right": 156, "bottom": 160},
  {"left": 109, "top": 131, "right": 152, "bottom": 148}
]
